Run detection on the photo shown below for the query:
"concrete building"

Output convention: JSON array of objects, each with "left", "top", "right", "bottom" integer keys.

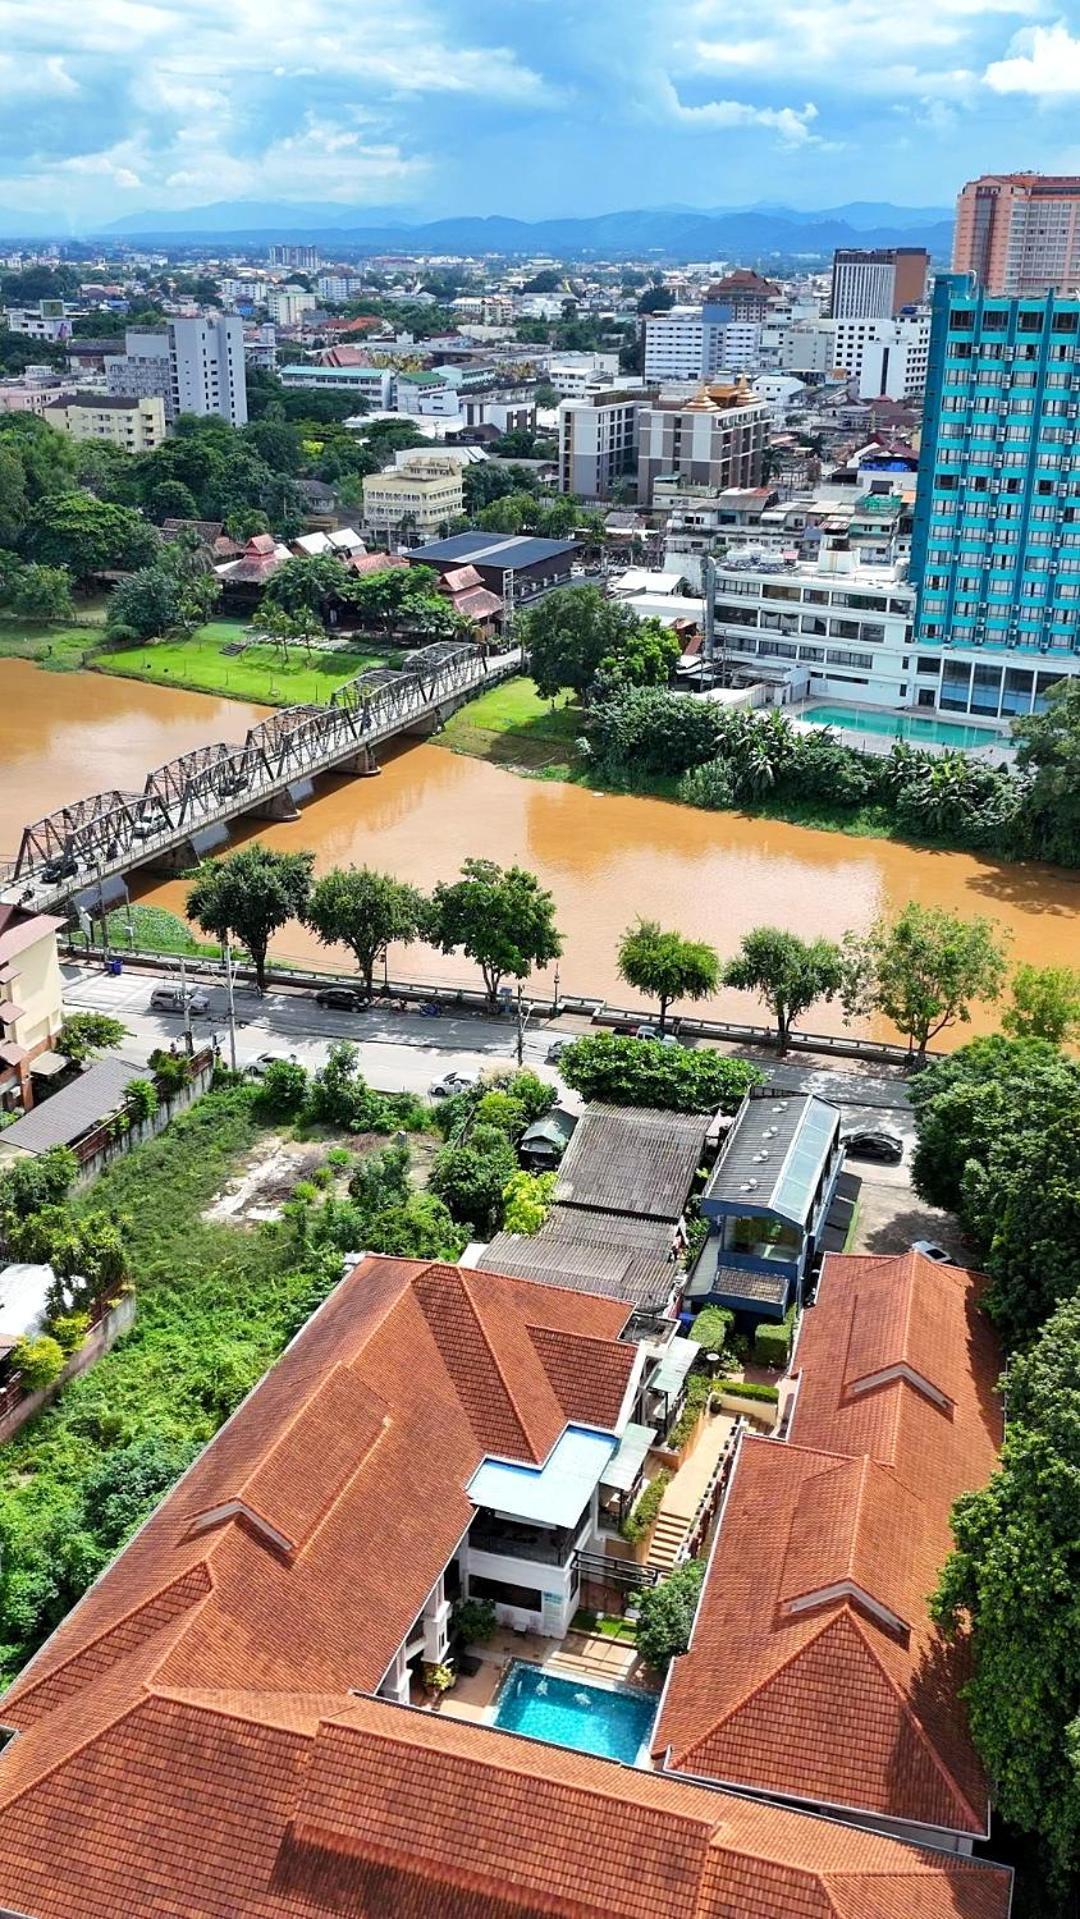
[
  {"left": 830, "top": 247, "right": 929, "bottom": 319},
  {"left": 829, "top": 315, "right": 931, "bottom": 398},
  {"left": 705, "top": 269, "right": 778, "bottom": 322},
  {"left": 708, "top": 547, "right": 916, "bottom": 708},
  {"left": 558, "top": 388, "right": 649, "bottom": 500},
  {"left": 265, "top": 285, "right": 316, "bottom": 328},
  {"left": 402, "top": 531, "right": 578, "bottom": 603},
  {"left": 42, "top": 393, "right": 166, "bottom": 452},
  {"left": 0, "top": 906, "right": 65, "bottom": 1116},
  {"left": 279, "top": 362, "right": 394, "bottom": 408},
  {"left": 547, "top": 352, "right": 622, "bottom": 397},
  {"left": 268, "top": 243, "right": 319, "bottom": 270},
  {"left": 362, "top": 455, "right": 464, "bottom": 539},
  {"left": 105, "top": 315, "right": 246, "bottom": 426},
  {"left": 3, "top": 302, "right": 76, "bottom": 341},
  {"left": 910, "top": 273, "right": 1080, "bottom": 717},
  {"left": 643, "top": 305, "right": 761, "bottom": 383},
  {"left": 953, "top": 173, "right": 1080, "bottom": 295},
  {"left": 242, "top": 323, "right": 276, "bottom": 370},
  {"left": 637, "top": 382, "right": 768, "bottom": 506},
  {"left": 0, "top": 375, "right": 64, "bottom": 414}
]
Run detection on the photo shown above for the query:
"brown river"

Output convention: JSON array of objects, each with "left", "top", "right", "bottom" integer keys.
[{"left": 1, "top": 659, "right": 1077, "bottom": 1047}]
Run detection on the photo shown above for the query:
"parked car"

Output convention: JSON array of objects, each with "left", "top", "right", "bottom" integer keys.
[
  {"left": 634, "top": 1024, "right": 681, "bottom": 1048},
  {"left": 315, "top": 985, "right": 364, "bottom": 1011},
  {"left": 429, "top": 1070, "right": 478, "bottom": 1099},
  {"left": 248, "top": 1050, "right": 299, "bottom": 1078},
  {"left": 912, "top": 1239, "right": 956, "bottom": 1265},
  {"left": 150, "top": 985, "right": 210, "bottom": 1016},
  {"left": 546, "top": 1037, "right": 572, "bottom": 1064},
  {"left": 841, "top": 1126, "right": 904, "bottom": 1165}
]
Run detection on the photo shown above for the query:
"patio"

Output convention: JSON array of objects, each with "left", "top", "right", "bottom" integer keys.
[{"left": 434, "top": 1621, "right": 658, "bottom": 1731}]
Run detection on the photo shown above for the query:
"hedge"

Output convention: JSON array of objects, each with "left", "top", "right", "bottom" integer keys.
[
  {"left": 754, "top": 1307, "right": 795, "bottom": 1369},
  {"left": 620, "top": 1469, "right": 672, "bottom": 1544},
  {"left": 721, "top": 1379, "right": 780, "bottom": 1404}
]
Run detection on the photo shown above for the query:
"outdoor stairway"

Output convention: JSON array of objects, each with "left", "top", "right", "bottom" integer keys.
[{"left": 645, "top": 1512, "right": 689, "bottom": 1574}]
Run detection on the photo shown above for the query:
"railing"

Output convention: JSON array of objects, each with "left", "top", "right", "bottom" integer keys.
[
  {"left": 470, "top": 1524, "right": 577, "bottom": 1568},
  {"left": 675, "top": 1417, "right": 744, "bottom": 1567},
  {"left": 572, "top": 1549, "right": 660, "bottom": 1591}
]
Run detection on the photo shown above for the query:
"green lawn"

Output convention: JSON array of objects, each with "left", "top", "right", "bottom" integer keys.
[
  {"left": 439, "top": 676, "right": 583, "bottom": 771},
  {"left": 0, "top": 617, "right": 102, "bottom": 672},
  {"left": 100, "top": 621, "right": 398, "bottom": 706}
]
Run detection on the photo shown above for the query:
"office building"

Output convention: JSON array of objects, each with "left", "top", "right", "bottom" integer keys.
[
  {"left": 829, "top": 314, "right": 931, "bottom": 397},
  {"left": 105, "top": 315, "right": 246, "bottom": 426},
  {"left": 637, "top": 382, "right": 768, "bottom": 507},
  {"left": 279, "top": 362, "right": 394, "bottom": 408},
  {"left": 558, "top": 388, "right": 649, "bottom": 500},
  {"left": 910, "top": 274, "right": 1080, "bottom": 717},
  {"left": 42, "top": 393, "right": 166, "bottom": 452},
  {"left": 953, "top": 173, "right": 1080, "bottom": 295},
  {"left": 708, "top": 548, "right": 915, "bottom": 708},
  {"left": 644, "top": 304, "right": 765, "bottom": 384},
  {"left": 830, "top": 247, "right": 929, "bottom": 319},
  {"left": 268, "top": 243, "right": 319, "bottom": 270},
  {"left": 3, "top": 301, "right": 76, "bottom": 341},
  {"left": 362, "top": 454, "right": 464, "bottom": 538}
]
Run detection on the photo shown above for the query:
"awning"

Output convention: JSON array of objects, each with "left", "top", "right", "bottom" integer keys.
[
  {"left": 30, "top": 1050, "right": 68, "bottom": 1078},
  {"left": 648, "top": 1335, "right": 699, "bottom": 1400},
  {"left": 0, "top": 1003, "right": 25, "bottom": 1025},
  {"left": 599, "top": 1422, "right": 656, "bottom": 1494}
]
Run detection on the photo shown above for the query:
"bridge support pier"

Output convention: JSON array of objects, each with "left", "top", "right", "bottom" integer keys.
[
  {"left": 336, "top": 746, "right": 380, "bottom": 777},
  {"left": 243, "top": 778, "right": 312, "bottom": 824}
]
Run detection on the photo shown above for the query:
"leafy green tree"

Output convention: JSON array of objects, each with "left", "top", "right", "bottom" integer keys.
[
  {"left": 253, "top": 1058, "right": 309, "bottom": 1116},
  {"left": 724, "top": 926, "right": 845, "bottom": 1052},
  {"left": 57, "top": 1012, "right": 128, "bottom": 1067},
  {"left": 586, "top": 685, "right": 724, "bottom": 778},
  {"left": 1013, "top": 680, "right": 1080, "bottom": 866},
  {"left": 145, "top": 479, "right": 200, "bottom": 525},
  {"left": 186, "top": 847, "right": 314, "bottom": 992},
  {"left": 616, "top": 919, "right": 719, "bottom": 1034},
  {"left": 428, "top": 858, "right": 562, "bottom": 1006},
  {"left": 520, "top": 586, "right": 641, "bottom": 700},
  {"left": 0, "top": 445, "right": 28, "bottom": 547},
  {"left": 932, "top": 1295, "right": 1080, "bottom": 1894},
  {"left": 82, "top": 1432, "right": 199, "bottom": 1554},
  {"left": 304, "top": 867, "right": 427, "bottom": 997},
  {"left": 105, "top": 565, "right": 183, "bottom": 643},
  {"left": 258, "top": 551, "right": 344, "bottom": 621},
  {"left": 363, "top": 1191, "right": 467, "bottom": 1261},
  {"left": 842, "top": 903, "right": 1009, "bottom": 1060},
  {"left": 3, "top": 562, "right": 74, "bottom": 621},
  {"left": 559, "top": 1034, "right": 760, "bottom": 1114},
  {"left": 595, "top": 616, "right": 680, "bottom": 692},
  {"left": 429, "top": 1124, "right": 518, "bottom": 1236},
  {"left": 636, "top": 1559, "right": 706, "bottom": 1669},
  {"left": 1003, "top": 963, "right": 1080, "bottom": 1046},
  {"left": 348, "top": 1141, "right": 411, "bottom": 1214},
  {"left": 10, "top": 1336, "right": 65, "bottom": 1393},
  {"left": 0, "top": 1146, "right": 77, "bottom": 1230},
  {"left": 908, "top": 1036, "right": 1073, "bottom": 1213},
  {"left": 23, "top": 493, "right": 158, "bottom": 581},
  {"left": 502, "top": 1170, "right": 556, "bottom": 1235},
  {"left": 305, "top": 1042, "right": 390, "bottom": 1133}
]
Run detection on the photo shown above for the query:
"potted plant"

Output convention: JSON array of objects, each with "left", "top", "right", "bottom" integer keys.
[{"left": 422, "top": 1661, "right": 455, "bottom": 1708}]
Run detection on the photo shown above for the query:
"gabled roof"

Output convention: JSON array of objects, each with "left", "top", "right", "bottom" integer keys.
[
  {"left": 654, "top": 1253, "right": 1003, "bottom": 1839},
  {"left": 554, "top": 1104, "right": 708, "bottom": 1223}
]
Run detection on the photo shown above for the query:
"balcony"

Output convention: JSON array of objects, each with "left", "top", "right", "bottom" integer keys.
[{"left": 469, "top": 1515, "right": 582, "bottom": 1567}]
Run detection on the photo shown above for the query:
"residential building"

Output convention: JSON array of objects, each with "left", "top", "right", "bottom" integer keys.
[
  {"left": 830, "top": 246, "right": 929, "bottom": 319},
  {"left": 643, "top": 305, "right": 762, "bottom": 384},
  {"left": 657, "top": 1249, "right": 1003, "bottom": 1856},
  {"left": 910, "top": 274, "right": 1080, "bottom": 714},
  {"left": 362, "top": 454, "right": 464, "bottom": 538},
  {"left": 705, "top": 267, "right": 779, "bottom": 322},
  {"left": 637, "top": 382, "right": 768, "bottom": 507},
  {"left": 657, "top": 481, "right": 780, "bottom": 560},
  {"left": 547, "top": 350, "right": 622, "bottom": 396},
  {"left": 316, "top": 271, "right": 364, "bottom": 302},
  {"left": 268, "top": 242, "right": 319, "bottom": 269},
  {"left": 0, "top": 906, "right": 64, "bottom": 1114},
  {"left": 402, "top": 530, "right": 578, "bottom": 602},
  {"left": 0, "top": 1252, "right": 1012, "bottom": 1917},
  {"left": 278, "top": 362, "right": 394, "bottom": 408},
  {"left": 954, "top": 172, "right": 1080, "bottom": 295},
  {"left": 760, "top": 319, "right": 838, "bottom": 376},
  {"left": 242, "top": 323, "right": 276, "bottom": 369},
  {"left": 0, "top": 376, "right": 65, "bottom": 414},
  {"left": 558, "top": 387, "right": 650, "bottom": 500},
  {"left": 707, "top": 546, "right": 916, "bottom": 707},
  {"left": 3, "top": 300, "right": 76, "bottom": 341},
  {"left": 105, "top": 316, "right": 247, "bottom": 426},
  {"left": 42, "top": 392, "right": 166, "bottom": 452},
  {"left": 265, "top": 284, "right": 316, "bottom": 327}
]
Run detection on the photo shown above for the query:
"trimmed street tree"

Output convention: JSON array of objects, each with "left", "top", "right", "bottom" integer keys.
[
  {"left": 304, "top": 866, "right": 427, "bottom": 997},
  {"left": 186, "top": 846, "right": 314, "bottom": 993},
  {"left": 723, "top": 926, "right": 844, "bottom": 1053},
  {"left": 842, "top": 902, "right": 1008, "bottom": 1060},
  {"left": 428, "top": 858, "right": 562, "bottom": 1006},
  {"left": 616, "top": 919, "right": 719, "bottom": 1035}
]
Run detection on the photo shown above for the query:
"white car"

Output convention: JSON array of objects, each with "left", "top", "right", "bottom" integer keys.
[
  {"left": 634, "top": 1024, "right": 681, "bottom": 1048},
  {"left": 429, "top": 1070, "right": 479, "bottom": 1099},
  {"left": 912, "top": 1239, "right": 956, "bottom": 1265},
  {"left": 248, "top": 1050, "right": 299, "bottom": 1078},
  {"left": 546, "top": 1037, "right": 572, "bottom": 1063}
]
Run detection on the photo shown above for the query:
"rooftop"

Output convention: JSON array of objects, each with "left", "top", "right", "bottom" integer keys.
[
  {"left": 0, "top": 1054, "right": 144, "bottom": 1157},
  {"left": 702, "top": 1094, "right": 839, "bottom": 1227},
  {"left": 554, "top": 1104, "right": 709, "bottom": 1223},
  {"left": 404, "top": 531, "right": 579, "bottom": 569}
]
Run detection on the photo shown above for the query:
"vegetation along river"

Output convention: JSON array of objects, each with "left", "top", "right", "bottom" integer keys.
[{"left": 0, "top": 660, "right": 1076, "bottom": 1048}]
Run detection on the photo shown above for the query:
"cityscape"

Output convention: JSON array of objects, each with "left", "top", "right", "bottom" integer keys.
[{"left": 0, "top": 23, "right": 1080, "bottom": 1916}]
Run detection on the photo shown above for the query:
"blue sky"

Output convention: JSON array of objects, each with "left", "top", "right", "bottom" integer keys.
[{"left": 4, "top": 0, "right": 1080, "bottom": 226}]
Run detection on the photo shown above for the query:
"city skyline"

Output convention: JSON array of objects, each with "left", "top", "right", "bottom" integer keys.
[{"left": 6, "top": 0, "right": 1080, "bottom": 229}]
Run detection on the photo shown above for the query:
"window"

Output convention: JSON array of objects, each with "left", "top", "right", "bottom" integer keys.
[{"left": 468, "top": 1575, "right": 544, "bottom": 1612}]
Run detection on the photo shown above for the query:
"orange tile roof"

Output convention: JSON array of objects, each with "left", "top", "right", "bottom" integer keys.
[
  {"left": 654, "top": 1252, "right": 1003, "bottom": 1839},
  {"left": 0, "top": 1254, "right": 1010, "bottom": 1917}
]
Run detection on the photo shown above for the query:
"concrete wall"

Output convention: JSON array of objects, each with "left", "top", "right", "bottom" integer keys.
[
  {"left": 72, "top": 1054, "right": 215, "bottom": 1187},
  {"left": 0, "top": 1290, "right": 135, "bottom": 1446}
]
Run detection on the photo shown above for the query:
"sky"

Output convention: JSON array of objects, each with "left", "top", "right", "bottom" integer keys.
[{"left": 4, "top": 0, "right": 1080, "bottom": 228}]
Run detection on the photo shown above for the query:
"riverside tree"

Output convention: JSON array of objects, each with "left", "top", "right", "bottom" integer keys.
[
  {"left": 186, "top": 846, "right": 314, "bottom": 993},
  {"left": 616, "top": 919, "right": 719, "bottom": 1035},
  {"left": 842, "top": 902, "right": 1009, "bottom": 1060},
  {"left": 723, "top": 926, "right": 844, "bottom": 1053},
  {"left": 304, "top": 867, "right": 428, "bottom": 998},
  {"left": 1003, "top": 962, "right": 1080, "bottom": 1047},
  {"left": 520, "top": 585, "right": 641, "bottom": 699},
  {"left": 428, "top": 858, "right": 562, "bottom": 1006}
]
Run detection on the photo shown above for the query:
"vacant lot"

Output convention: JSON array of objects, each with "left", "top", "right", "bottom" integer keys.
[
  {"left": 440, "top": 675, "right": 582, "bottom": 773},
  {"left": 102, "top": 620, "right": 398, "bottom": 706}
]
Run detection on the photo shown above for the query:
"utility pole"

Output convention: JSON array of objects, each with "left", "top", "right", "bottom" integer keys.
[
  {"left": 223, "top": 936, "right": 238, "bottom": 1073},
  {"left": 515, "top": 979, "right": 525, "bottom": 1068},
  {"left": 179, "top": 952, "right": 194, "bottom": 1057}
]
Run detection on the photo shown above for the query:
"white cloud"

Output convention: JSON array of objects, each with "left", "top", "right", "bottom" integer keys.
[
  {"left": 657, "top": 77, "right": 823, "bottom": 145},
  {"left": 984, "top": 21, "right": 1080, "bottom": 92},
  {"left": 0, "top": 52, "right": 79, "bottom": 95}
]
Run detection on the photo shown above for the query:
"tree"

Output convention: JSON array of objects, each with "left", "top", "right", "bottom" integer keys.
[
  {"left": 724, "top": 927, "right": 845, "bottom": 1053},
  {"left": 635, "top": 1559, "right": 706, "bottom": 1669},
  {"left": 10, "top": 1335, "right": 65, "bottom": 1393},
  {"left": 429, "top": 1124, "right": 518, "bottom": 1236},
  {"left": 186, "top": 847, "right": 314, "bottom": 993},
  {"left": 145, "top": 479, "right": 200, "bottom": 525},
  {"left": 595, "top": 616, "right": 680, "bottom": 693},
  {"left": 501, "top": 1170, "right": 556, "bottom": 1235},
  {"left": 1013, "top": 679, "right": 1080, "bottom": 867},
  {"left": 4, "top": 563, "right": 74, "bottom": 622},
  {"left": 559, "top": 1034, "right": 760, "bottom": 1114},
  {"left": 304, "top": 867, "right": 427, "bottom": 996},
  {"left": 23, "top": 493, "right": 158, "bottom": 581},
  {"left": 1003, "top": 963, "right": 1080, "bottom": 1047},
  {"left": 843, "top": 903, "right": 1009, "bottom": 1060},
  {"left": 56, "top": 1012, "right": 128, "bottom": 1067},
  {"left": 258, "top": 552, "right": 344, "bottom": 622},
  {"left": 428, "top": 858, "right": 562, "bottom": 1006},
  {"left": 932, "top": 1295, "right": 1080, "bottom": 1894},
  {"left": 363, "top": 1191, "right": 467, "bottom": 1261},
  {"left": 616, "top": 920, "right": 719, "bottom": 1034},
  {"left": 586, "top": 686, "right": 724, "bottom": 778},
  {"left": 637, "top": 286, "right": 676, "bottom": 315},
  {"left": 105, "top": 565, "right": 184, "bottom": 643},
  {"left": 520, "top": 586, "right": 641, "bottom": 700}
]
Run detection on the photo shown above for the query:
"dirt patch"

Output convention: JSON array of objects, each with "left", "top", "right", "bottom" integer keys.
[{"left": 203, "top": 1135, "right": 327, "bottom": 1225}]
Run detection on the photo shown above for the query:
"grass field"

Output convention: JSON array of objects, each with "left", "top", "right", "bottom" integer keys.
[
  {"left": 439, "top": 676, "right": 583, "bottom": 772},
  {"left": 0, "top": 618, "right": 102, "bottom": 672},
  {"left": 101, "top": 621, "right": 397, "bottom": 706}
]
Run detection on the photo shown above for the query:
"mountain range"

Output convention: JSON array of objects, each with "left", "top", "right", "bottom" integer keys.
[{"left": 0, "top": 201, "right": 953, "bottom": 258}]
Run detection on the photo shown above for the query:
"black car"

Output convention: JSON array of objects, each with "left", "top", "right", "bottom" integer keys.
[
  {"left": 315, "top": 985, "right": 364, "bottom": 1011},
  {"left": 841, "top": 1126, "right": 904, "bottom": 1165},
  {"left": 42, "top": 851, "right": 78, "bottom": 883}
]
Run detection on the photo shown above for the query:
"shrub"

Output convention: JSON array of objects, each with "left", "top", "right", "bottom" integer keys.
[
  {"left": 666, "top": 1373, "right": 710, "bottom": 1450},
  {"left": 305, "top": 1043, "right": 388, "bottom": 1133},
  {"left": 348, "top": 1142, "right": 411, "bottom": 1213},
  {"left": 363, "top": 1193, "right": 468, "bottom": 1262},
  {"left": 559, "top": 1034, "right": 761, "bottom": 1114},
  {"left": 452, "top": 1597, "right": 497, "bottom": 1645},
  {"left": 254, "top": 1058, "right": 308, "bottom": 1116},
  {"left": 635, "top": 1559, "right": 707, "bottom": 1670},
  {"left": 688, "top": 1305, "right": 733, "bottom": 1353},
  {"left": 124, "top": 1079, "right": 159, "bottom": 1124},
  {"left": 48, "top": 1312, "right": 91, "bottom": 1357},
  {"left": 720, "top": 1378, "right": 779, "bottom": 1404},
  {"left": 429, "top": 1124, "right": 518, "bottom": 1236},
  {"left": 620, "top": 1469, "right": 672, "bottom": 1544},
  {"left": 501, "top": 1170, "right": 556, "bottom": 1236},
  {"left": 10, "top": 1335, "right": 65, "bottom": 1393},
  {"left": 753, "top": 1309, "right": 795, "bottom": 1370},
  {"left": 472, "top": 1090, "right": 528, "bottom": 1140},
  {"left": 148, "top": 1048, "right": 192, "bottom": 1096},
  {"left": 677, "top": 759, "right": 735, "bottom": 810}
]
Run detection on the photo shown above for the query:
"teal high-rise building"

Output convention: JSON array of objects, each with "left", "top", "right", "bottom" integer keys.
[{"left": 910, "top": 273, "right": 1080, "bottom": 719}]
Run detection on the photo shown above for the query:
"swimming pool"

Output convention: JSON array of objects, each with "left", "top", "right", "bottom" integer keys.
[
  {"left": 493, "top": 1661, "right": 656, "bottom": 1763},
  {"left": 801, "top": 704, "right": 1005, "bottom": 750}
]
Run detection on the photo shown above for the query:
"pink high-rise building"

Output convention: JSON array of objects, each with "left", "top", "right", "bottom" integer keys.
[{"left": 953, "top": 173, "right": 1080, "bottom": 294}]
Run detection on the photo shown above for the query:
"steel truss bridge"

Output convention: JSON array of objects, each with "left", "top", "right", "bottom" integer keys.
[{"left": 5, "top": 644, "right": 517, "bottom": 911}]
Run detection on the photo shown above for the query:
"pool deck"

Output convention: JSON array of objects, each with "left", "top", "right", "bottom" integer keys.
[
  {"left": 790, "top": 701, "right": 1014, "bottom": 763},
  {"left": 436, "top": 1623, "right": 658, "bottom": 1739}
]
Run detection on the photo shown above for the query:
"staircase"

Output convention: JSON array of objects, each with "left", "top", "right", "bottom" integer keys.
[{"left": 645, "top": 1511, "right": 689, "bottom": 1574}]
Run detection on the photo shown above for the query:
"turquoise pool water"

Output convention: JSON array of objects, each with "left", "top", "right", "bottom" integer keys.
[
  {"left": 802, "top": 704, "right": 1004, "bottom": 750},
  {"left": 493, "top": 1661, "right": 656, "bottom": 1762}
]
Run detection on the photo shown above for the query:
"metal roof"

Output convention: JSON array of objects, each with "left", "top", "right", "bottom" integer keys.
[
  {"left": 0, "top": 1056, "right": 144, "bottom": 1156},
  {"left": 404, "top": 532, "right": 578, "bottom": 570},
  {"left": 599, "top": 1422, "right": 656, "bottom": 1494},
  {"left": 467, "top": 1425, "right": 616, "bottom": 1527},
  {"left": 648, "top": 1335, "right": 699, "bottom": 1399},
  {"left": 554, "top": 1105, "right": 708, "bottom": 1224},
  {"left": 703, "top": 1095, "right": 839, "bottom": 1227}
]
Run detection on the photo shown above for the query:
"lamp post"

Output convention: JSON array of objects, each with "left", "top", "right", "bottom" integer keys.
[{"left": 552, "top": 963, "right": 561, "bottom": 1015}]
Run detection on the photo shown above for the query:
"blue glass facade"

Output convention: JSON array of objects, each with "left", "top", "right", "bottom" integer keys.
[{"left": 910, "top": 275, "right": 1080, "bottom": 714}]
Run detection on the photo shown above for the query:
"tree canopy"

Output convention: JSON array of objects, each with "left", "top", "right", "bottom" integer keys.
[
  {"left": 724, "top": 926, "right": 845, "bottom": 1052},
  {"left": 1013, "top": 679, "right": 1080, "bottom": 867},
  {"left": 1003, "top": 962, "right": 1080, "bottom": 1047},
  {"left": 304, "top": 867, "right": 427, "bottom": 996},
  {"left": 428, "top": 858, "right": 562, "bottom": 1005},
  {"left": 616, "top": 920, "right": 719, "bottom": 1033},
  {"left": 186, "top": 848, "right": 314, "bottom": 993},
  {"left": 842, "top": 903, "right": 1009, "bottom": 1059},
  {"left": 559, "top": 1033, "right": 760, "bottom": 1114},
  {"left": 520, "top": 586, "right": 643, "bottom": 700}
]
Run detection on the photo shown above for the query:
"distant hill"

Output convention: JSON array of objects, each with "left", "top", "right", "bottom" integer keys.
[{"left": 94, "top": 201, "right": 954, "bottom": 260}]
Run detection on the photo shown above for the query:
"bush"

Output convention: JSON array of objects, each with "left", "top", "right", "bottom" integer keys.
[
  {"left": 148, "top": 1048, "right": 192, "bottom": 1096},
  {"left": 677, "top": 760, "right": 735, "bottom": 810},
  {"left": 254, "top": 1058, "right": 308, "bottom": 1116},
  {"left": 501, "top": 1170, "right": 556, "bottom": 1236},
  {"left": 429, "top": 1124, "right": 518, "bottom": 1236},
  {"left": 620, "top": 1469, "right": 671, "bottom": 1544},
  {"left": 635, "top": 1559, "right": 706, "bottom": 1669},
  {"left": 753, "top": 1310, "right": 795, "bottom": 1370},
  {"left": 124, "top": 1079, "right": 159, "bottom": 1124},
  {"left": 363, "top": 1193, "right": 468, "bottom": 1262},
  {"left": 666, "top": 1373, "right": 710, "bottom": 1450},
  {"left": 688, "top": 1305, "right": 733, "bottom": 1353},
  {"left": 48, "top": 1312, "right": 90, "bottom": 1357},
  {"left": 720, "top": 1378, "right": 779, "bottom": 1404},
  {"left": 452, "top": 1596, "right": 497, "bottom": 1645},
  {"left": 559, "top": 1033, "right": 761, "bottom": 1114},
  {"left": 348, "top": 1142, "right": 411, "bottom": 1213},
  {"left": 10, "top": 1335, "right": 66, "bottom": 1393},
  {"left": 587, "top": 687, "right": 724, "bottom": 777},
  {"left": 305, "top": 1043, "right": 388, "bottom": 1133}
]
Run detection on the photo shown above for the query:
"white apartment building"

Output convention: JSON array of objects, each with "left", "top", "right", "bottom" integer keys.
[
  {"left": 828, "top": 315, "right": 930, "bottom": 399},
  {"left": 548, "top": 352, "right": 622, "bottom": 397},
  {"left": 643, "top": 307, "right": 709, "bottom": 382},
  {"left": 279, "top": 363, "right": 395, "bottom": 408},
  {"left": 638, "top": 383, "right": 769, "bottom": 507},
  {"left": 558, "top": 389, "right": 647, "bottom": 500},
  {"left": 362, "top": 455, "right": 464, "bottom": 538},
  {"left": 4, "top": 303, "right": 77, "bottom": 341},
  {"left": 709, "top": 550, "right": 916, "bottom": 707},
  {"left": 266, "top": 285, "right": 316, "bottom": 327},
  {"left": 218, "top": 277, "right": 269, "bottom": 307},
  {"left": 317, "top": 273, "right": 364, "bottom": 302},
  {"left": 42, "top": 393, "right": 166, "bottom": 452},
  {"left": 105, "top": 314, "right": 247, "bottom": 426},
  {"left": 759, "top": 321, "right": 838, "bottom": 377},
  {"left": 243, "top": 324, "right": 277, "bottom": 370}
]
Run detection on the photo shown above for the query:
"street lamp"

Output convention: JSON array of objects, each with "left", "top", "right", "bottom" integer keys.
[{"left": 552, "top": 963, "right": 561, "bottom": 1014}]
